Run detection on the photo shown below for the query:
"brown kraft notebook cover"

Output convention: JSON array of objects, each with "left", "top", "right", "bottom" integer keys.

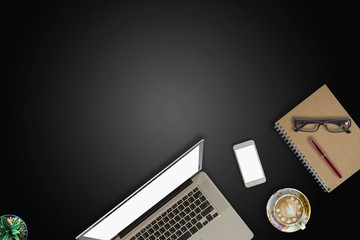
[{"left": 275, "top": 84, "right": 360, "bottom": 192}]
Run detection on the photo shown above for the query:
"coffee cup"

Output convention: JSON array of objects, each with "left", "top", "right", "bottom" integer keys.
[
  {"left": 266, "top": 188, "right": 311, "bottom": 233},
  {"left": 273, "top": 194, "right": 306, "bottom": 230}
]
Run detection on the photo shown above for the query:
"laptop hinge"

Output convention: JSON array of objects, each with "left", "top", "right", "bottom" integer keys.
[{"left": 117, "top": 178, "right": 193, "bottom": 238}]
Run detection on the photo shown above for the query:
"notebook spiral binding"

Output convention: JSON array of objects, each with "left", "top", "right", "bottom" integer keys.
[{"left": 274, "top": 123, "right": 330, "bottom": 193}]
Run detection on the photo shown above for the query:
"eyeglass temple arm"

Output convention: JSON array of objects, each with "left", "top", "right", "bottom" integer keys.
[{"left": 337, "top": 122, "right": 351, "bottom": 133}]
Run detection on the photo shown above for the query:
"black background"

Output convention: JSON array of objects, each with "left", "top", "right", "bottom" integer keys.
[{"left": 3, "top": 2, "right": 359, "bottom": 240}]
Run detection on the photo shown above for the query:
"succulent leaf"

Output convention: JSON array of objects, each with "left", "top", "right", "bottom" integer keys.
[
  {"left": 13, "top": 235, "right": 20, "bottom": 240},
  {"left": 3, "top": 233, "right": 11, "bottom": 240},
  {"left": 11, "top": 229, "right": 20, "bottom": 236},
  {"left": 11, "top": 222, "right": 22, "bottom": 231},
  {"left": 1, "top": 217, "right": 11, "bottom": 230},
  {"left": 11, "top": 218, "right": 19, "bottom": 228}
]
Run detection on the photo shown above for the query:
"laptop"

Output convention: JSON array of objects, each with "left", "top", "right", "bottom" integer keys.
[{"left": 77, "top": 139, "right": 253, "bottom": 240}]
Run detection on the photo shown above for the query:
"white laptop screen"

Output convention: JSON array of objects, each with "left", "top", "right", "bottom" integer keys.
[{"left": 80, "top": 142, "right": 202, "bottom": 240}]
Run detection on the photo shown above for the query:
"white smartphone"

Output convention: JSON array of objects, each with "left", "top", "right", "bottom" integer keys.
[{"left": 233, "top": 140, "right": 266, "bottom": 188}]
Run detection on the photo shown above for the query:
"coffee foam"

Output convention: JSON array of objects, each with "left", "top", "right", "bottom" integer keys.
[{"left": 274, "top": 195, "right": 303, "bottom": 225}]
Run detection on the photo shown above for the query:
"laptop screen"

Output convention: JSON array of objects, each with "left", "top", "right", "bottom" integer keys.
[{"left": 79, "top": 140, "right": 203, "bottom": 240}]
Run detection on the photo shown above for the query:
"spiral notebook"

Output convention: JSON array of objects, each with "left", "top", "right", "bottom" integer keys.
[{"left": 275, "top": 84, "right": 360, "bottom": 193}]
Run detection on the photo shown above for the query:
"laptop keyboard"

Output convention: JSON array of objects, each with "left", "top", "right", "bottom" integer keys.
[{"left": 129, "top": 187, "right": 219, "bottom": 240}]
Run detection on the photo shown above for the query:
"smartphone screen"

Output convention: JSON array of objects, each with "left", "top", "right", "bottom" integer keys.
[{"left": 233, "top": 141, "right": 266, "bottom": 187}]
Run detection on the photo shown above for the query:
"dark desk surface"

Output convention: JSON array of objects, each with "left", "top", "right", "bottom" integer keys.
[{"left": 3, "top": 2, "right": 359, "bottom": 239}]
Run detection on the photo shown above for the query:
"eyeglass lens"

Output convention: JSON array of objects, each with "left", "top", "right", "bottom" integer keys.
[
  {"left": 325, "top": 121, "right": 350, "bottom": 132},
  {"left": 295, "top": 121, "right": 319, "bottom": 132}
]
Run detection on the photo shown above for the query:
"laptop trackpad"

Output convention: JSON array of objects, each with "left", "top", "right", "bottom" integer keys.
[{"left": 199, "top": 179, "right": 229, "bottom": 212}]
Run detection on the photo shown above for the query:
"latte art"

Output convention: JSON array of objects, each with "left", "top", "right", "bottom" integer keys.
[{"left": 274, "top": 195, "right": 304, "bottom": 225}]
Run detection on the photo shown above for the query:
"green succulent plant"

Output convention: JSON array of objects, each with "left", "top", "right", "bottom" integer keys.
[{"left": 0, "top": 217, "right": 25, "bottom": 240}]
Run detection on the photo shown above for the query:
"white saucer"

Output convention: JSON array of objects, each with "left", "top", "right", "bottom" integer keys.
[{"left": 266, "top": 188, "right": 311, "bottom": 233}]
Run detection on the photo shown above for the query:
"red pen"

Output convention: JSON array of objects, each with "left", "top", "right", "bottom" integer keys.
[{"left": 310, "top": 139, "right": 342, "bottom": 178}]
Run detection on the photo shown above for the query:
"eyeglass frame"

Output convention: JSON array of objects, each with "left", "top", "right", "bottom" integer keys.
[{"left": 293, "top": 119, "right": 351, "bottom": 133}]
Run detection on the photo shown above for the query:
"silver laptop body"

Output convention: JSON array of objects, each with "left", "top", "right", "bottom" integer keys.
[{"left": 77, "top": 139, "right": 253, "bottom": 240}]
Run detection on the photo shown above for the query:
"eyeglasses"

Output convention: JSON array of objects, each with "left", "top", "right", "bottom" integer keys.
[{"left": 294, "top": 119, "right": 351, "bottom": 133}]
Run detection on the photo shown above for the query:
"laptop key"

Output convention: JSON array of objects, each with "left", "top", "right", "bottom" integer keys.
[
  {"left": 206, "top": 214, "right": 213, "bottom": 222},
  {"left": 164, "top": 231, "right": 171, "bottom": 237},
  {"left": 177, "top": 231, "right": 191, "bottom": 240},
  {"left": 201, "top": 205, "right": 214, "bottom": 217},
  {"left": 193, "top": 190, "right": 202, "bottom": 199},
  {"left": 199, "top": 200, "right": 210, "bottom": 210},
  {"left": 179, "top": 211, "right": 185, "bottom": 218},
  {"left": 194, "top": 207, "right": 201, "bottom": 214},
  {"left": 185, "top": 222, "right": 192, "bottom": 229},
  {"left": 176, "top": 230, "right": 182, "bottom": 237},
  {"left": 189, "top": 226, "right": 198, "bottom": 235},
  {"left": 174, "top": 223, "right": 181, "bottom": 230},
  {"left": 154, "top": 231, "right": 160, "bottom": 238},
  {"left": 179, "top": 219, "right": 186, "bottom": 226},
  {"left": 164, "top": 223, "right": 171, "bottom": 230},
  {"left": 196, "top": 222, "right": 203, "bottom": 230}
]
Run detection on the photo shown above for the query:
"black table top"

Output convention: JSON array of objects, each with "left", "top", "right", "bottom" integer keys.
[{"left": 3, "top": 2, "right": 359, "bottom": 240}]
